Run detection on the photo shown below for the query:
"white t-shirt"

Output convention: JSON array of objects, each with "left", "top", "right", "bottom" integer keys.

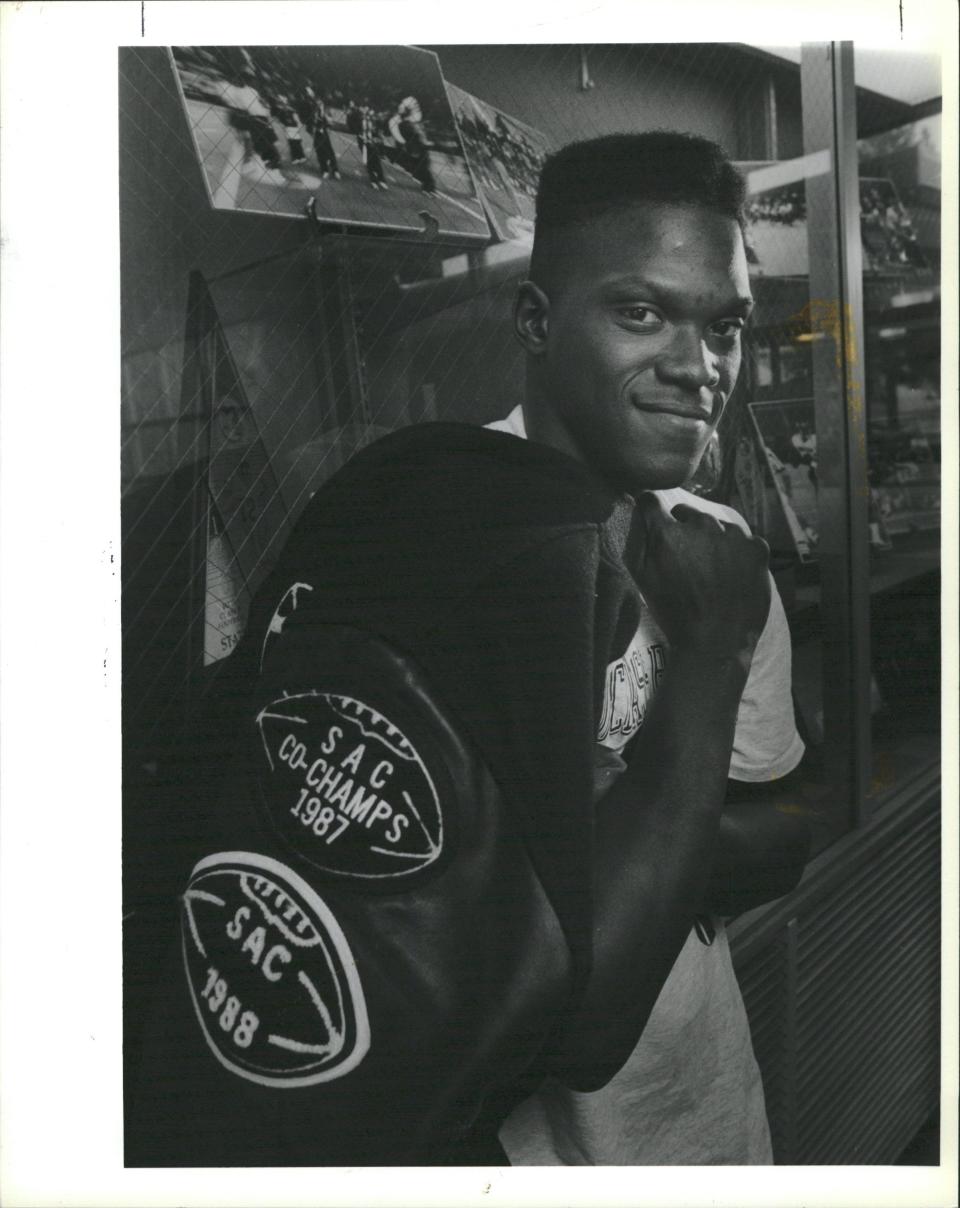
[{"left": 486, "top": 406, "right": 804, "bottom": 1165}]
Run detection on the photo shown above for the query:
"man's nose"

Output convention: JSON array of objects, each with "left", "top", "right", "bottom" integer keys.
[{"left": 654, "top": 326, "right": 721, "bottom": 391}]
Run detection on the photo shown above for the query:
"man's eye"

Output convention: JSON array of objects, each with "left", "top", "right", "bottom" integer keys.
[
  {"left": 711, "top": 319, "right": 745, "bottom": 339},
  {"left": 619, "top": 306, "right": 661, "bottom": 325}
]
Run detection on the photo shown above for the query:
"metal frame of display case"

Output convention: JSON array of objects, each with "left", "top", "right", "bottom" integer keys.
[
  {"left": 726, "top": 43, "right": 943, "bottom": 1163},
  {"left": 800, "top": 42, "right": 874, "bottom": 827}
]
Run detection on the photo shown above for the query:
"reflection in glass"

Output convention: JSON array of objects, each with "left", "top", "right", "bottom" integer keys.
[{"left": 858, "top": 110, "right": 941, "bottom": 796}]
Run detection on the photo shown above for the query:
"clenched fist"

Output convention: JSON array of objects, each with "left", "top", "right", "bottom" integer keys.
[{"left": 627, "top": 494, "right": 771, "bottom": 668}]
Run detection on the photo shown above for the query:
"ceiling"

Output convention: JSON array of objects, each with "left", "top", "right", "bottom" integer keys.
[{"left": 756, "top": 45, "right": 942, "bottom": 106}]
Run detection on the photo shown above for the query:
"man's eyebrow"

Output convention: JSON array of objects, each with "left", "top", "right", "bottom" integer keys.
[{"left": 600, "top": 276, "right": 754, "bottom": 313}]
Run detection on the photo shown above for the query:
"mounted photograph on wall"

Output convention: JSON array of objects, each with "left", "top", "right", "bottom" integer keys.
[
  {"left": 744, "top": 170, "right": 928, "bottom": 278},
  {"left": 169, "top": 45, "right": 491, "bottom": 242},
  {"left": 446, "top": 82, "right": 552, "bottom": 242},
  {"left": 747, "top": 397, "right": 819, "bottom": 562},
  {"left": 857, "top": 176, "right": 928, "bottom": 272}
]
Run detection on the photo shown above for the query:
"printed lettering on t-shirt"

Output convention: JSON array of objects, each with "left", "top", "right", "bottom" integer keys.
[{"left": 597, "top": 617, "right": 667, "bottom": 752}]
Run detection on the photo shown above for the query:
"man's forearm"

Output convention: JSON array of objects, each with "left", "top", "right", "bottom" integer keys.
[
  {"left": 704, "top": 784, "right": 812, "bottom": 917},
  {"left": 556, "top": 647, "right": 748, "bottom": 1090},
  {"left": 549, "top": 495, "right": 773, "bottom": 1091}
]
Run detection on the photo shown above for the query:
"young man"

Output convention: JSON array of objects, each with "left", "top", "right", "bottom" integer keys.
[
  {"left": 126, "top": 132, "right": 808, "bottom": 1167},
  {"left": 489, "top": 132, "right": 807, "bottom": 1164}
]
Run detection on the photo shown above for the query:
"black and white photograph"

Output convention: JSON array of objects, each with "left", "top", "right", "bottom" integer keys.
[
  {"left": 447, "top": 81, "right": 551, "bottom": 241},
  {"left": 118, "top": 37, "right": 947, "bottom": 1175},
  {"left": 745, "top": 173, "right": 932, "bottom": 277},
  {"left": 170, "top": 44, "right": 491, "bottom": 240},
  {"left": 1, "top": 6, "right": 956, "bottom": 1207},
  {"left": 858, "top": 176, "right": 929, "bottom": 272},
  {"left": 748, "top": 398, "right": 819, "bottom": 561}
]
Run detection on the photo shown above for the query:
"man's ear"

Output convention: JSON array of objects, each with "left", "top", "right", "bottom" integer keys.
[{"left": 513, "top": 280, "right": 550, "bottom": 355}]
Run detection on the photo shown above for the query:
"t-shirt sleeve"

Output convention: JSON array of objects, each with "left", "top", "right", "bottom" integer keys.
[
  {"left": 665, "top": 493, "right": 805, "bottom": 782},
  {"left": 729, "top": 573, "right": 805, "bottom": 781}
]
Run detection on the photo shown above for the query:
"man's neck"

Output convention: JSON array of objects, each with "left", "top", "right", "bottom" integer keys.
[{"left": 521, "top": 395, "right": 582, "bottom": 466}]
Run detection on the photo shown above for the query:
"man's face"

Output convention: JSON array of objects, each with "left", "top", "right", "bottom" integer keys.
[{"left": 527, "top": 201, "right": 753, "bottom": 493}]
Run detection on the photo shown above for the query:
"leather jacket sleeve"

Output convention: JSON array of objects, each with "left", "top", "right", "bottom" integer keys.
[
  {"left": 126, "top": 426, "right": 619, "bottom": 1166},
  {"left": 128, "top": 617, "right": 579, "bottom": 1166}
]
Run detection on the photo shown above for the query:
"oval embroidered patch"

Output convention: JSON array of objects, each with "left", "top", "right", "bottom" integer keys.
[
  {"left": 254, "top": 691, "right": 445, "bottom": 881},
  {"left": 181, "top": 852, "right": 370, "bottom": 1087}
]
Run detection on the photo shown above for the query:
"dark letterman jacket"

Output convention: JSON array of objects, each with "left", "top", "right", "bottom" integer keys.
[{"left": 127, "top": 422, "right": 647, "bottom": 1166}]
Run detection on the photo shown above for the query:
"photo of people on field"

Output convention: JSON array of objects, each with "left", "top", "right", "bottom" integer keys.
[
  {"left": 748, "top": 398, "right": 820, "bottom": 561},
  {"left": 170, "top": 45, "right": 490, "bottom": 241},
  {"left": 744, "top": 173, "right": 926, "bottom": 276},
  {"left": 446, "top": 83, "right": 552, "bottom": 242}
]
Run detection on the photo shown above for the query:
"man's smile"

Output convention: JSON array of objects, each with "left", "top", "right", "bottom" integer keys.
[{"left": 629, "top": 398, "right": 717, "bottom": 423}]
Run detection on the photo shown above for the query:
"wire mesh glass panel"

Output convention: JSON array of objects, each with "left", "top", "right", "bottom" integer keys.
[
  {"left": 855, "top": 54, "right": 942, "bottom": 803},
  {"left": 734, "top": 147, "right": 839, "bottom": 846},
  {"left": 121, "top": 42, "right": 941, "bottom": 857}
]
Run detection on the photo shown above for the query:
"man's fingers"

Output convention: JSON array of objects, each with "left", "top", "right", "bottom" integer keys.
[
  {"left": 670, "top": 503, "right": 725, "bottom": 530},
  {"left": 749, "top": 532, "right": 771, "bottom": 566},
  {"left": 635, "top": 492, "right": 671, "bottom": 524}
]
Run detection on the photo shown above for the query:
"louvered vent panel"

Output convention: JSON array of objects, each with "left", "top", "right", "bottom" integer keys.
[
  {"left": 797, "top": 825, "right": 940, "bottom": 970},
  {"left": 731, "top": 796, "right": 940, "bottom": 1164},
  {"left": 796, "top": 904, "right": 938, "bottom": 1028},
  {"left": 794, "top": 810, "right": 939, "bottom": 1163}
]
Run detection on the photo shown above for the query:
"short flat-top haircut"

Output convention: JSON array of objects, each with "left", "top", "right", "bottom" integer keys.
[{"left": 530, "top": 131, "right": 748, "bottom": 288}]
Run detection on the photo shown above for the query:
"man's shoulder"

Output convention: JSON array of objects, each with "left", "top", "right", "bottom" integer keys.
[{"left": 316, "top": 422, "right": 618, "bottom": 530}]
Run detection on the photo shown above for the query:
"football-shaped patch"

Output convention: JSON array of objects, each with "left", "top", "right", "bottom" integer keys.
[
  {"left": 255, "top": 691, "right": 444, "bottom": 881},
  {"left": 181, "top": 852, "right": 369, "bottom": 1087}
]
